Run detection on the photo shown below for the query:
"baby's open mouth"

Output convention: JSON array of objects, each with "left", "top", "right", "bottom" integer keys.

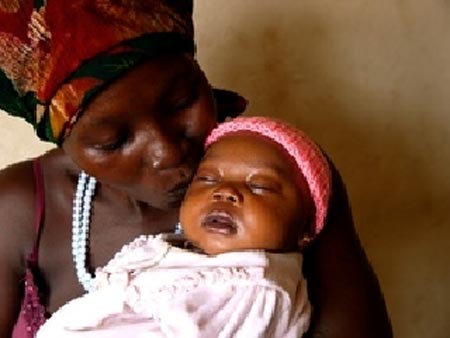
[{"left": 201, "top": 211, "right": 238, "bottom": 235}]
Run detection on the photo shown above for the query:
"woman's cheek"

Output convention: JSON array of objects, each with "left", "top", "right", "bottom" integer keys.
[{"left": 79, "top": 149, "right": 142, "bottom": 182}]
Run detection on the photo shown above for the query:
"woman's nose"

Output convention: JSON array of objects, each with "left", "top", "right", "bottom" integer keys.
[
  {"left": 144, "top": 125, "right": 186, "bottom": 170},
  {"left": 212, "top": 185, "right": 243, "bottom": 204}
]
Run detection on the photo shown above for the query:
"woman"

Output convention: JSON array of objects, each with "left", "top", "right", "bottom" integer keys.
[{"left": 0, "top": 1, "right": 392, "bottom": 337}]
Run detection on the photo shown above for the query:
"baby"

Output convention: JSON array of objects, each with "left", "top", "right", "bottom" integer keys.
[{"left": 37, "top": 116, "right": 331, "bottom": 338}]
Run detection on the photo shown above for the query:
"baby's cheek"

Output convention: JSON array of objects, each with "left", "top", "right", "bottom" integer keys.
[
  {"left": 247, "top": 207, "right": 292, "bottom": 246},
  {"left": 179, "top": 195, "right": 201, "bottom": 229}
]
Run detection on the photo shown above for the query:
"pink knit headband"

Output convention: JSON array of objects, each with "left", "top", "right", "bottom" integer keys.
[{"left": 205, "top": 116, "right": 331, "bottom": 235}]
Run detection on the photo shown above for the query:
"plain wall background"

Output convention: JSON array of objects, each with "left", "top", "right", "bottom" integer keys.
[{"left": 1, "top": 1, "right": 449, "bottom": 337}]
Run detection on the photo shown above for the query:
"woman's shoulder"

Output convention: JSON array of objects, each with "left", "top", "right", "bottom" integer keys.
[
  {"left": 0, "top": 149, "right": 65, "bottom": 209},
  {"left": 0, "top": 158, "right": 37, "bottom": 235},
  {"left": 0, "top": 149, "right": 71, "bottom": 255},
  {"left": 0, "top": 158, "right": 40, "bottom": 273}
]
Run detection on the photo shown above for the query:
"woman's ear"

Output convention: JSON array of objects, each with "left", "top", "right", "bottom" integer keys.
[
  {"left": 298, "top": 233, "right": 314, "bottom": 250},
  {"left": 212, "top": 88, "right": 248, "bottom": 122}
]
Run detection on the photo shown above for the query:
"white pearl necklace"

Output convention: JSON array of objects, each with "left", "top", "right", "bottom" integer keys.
[
  {"left": 72, "top": 171, "right": 183, "bottom": 292},
  {"left": 72, "top": 171, "right": 97, "bottom": 292}
]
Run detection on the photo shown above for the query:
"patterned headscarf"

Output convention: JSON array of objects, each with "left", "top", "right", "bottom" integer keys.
[{"left": 0, "top": 0, "right": 194, "bottom": 144}]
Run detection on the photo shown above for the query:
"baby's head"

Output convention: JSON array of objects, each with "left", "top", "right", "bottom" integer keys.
[{"left": 180, "top": 116, "right": 331, "bottom": 255}]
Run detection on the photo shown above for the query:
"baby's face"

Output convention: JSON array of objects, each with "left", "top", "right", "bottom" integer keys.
[{"left": 179, "top": 132, "right": 312, "bottom": 255}]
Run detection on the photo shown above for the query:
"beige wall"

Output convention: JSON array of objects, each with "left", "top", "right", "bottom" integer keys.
[
  {"left": 0, "top": 115, "right": 54, "bottom": 165},
  {"left": 1, "top": 1, "right": 449, "bottom": 337}
]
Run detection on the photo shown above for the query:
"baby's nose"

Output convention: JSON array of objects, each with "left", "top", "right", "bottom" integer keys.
[{"left": 212, "top": 185, "right": 243, "bottom": 204}]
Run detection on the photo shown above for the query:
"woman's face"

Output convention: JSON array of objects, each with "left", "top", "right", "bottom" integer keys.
[
  {"left": 63, "top": 53, "right": 217, "bottom": 209},
  {"left": 180, "top": 133, "right": 312, "bottom": 255}
]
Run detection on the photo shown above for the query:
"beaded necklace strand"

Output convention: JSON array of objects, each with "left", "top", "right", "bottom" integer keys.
[
  {"left": 72, "top": 171, "right": 96, "bottom": 292},
  {"left": 72, "top": 171, "right": 183, "bottom": 292}
]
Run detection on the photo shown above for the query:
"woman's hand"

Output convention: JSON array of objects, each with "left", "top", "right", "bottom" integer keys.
[{"left": 303, "top": 161, "right": 393, "bottom": 338}]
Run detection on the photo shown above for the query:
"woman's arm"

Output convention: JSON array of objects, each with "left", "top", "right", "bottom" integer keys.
[
  {"left": 0, "top": 257, "right": 22, "bottom": 337},
  {"left": 0, "top": 161, "right": 36, "bottom": 336},
  {"left": 303, "top": 163, "right": 392, "bottom": 338}
]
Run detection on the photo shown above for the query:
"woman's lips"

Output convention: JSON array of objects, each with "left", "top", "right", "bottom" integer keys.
[
  {"left": 167, "top": 180, "right": 190, "bottom": 198},
  {"left": 201, "top": 211, "right": 238, "bottom": 235}
]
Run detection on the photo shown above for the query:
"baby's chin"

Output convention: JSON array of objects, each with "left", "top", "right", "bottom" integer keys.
[
  {"left": 191, "top": 239, "right": 233, "bottom": 256},
  {"left": 198, "top": 240, "right": 298, "bottom": 255},
  {"left": 202, "top": 247, "right": 228, "bottom": 256},
  {"left": 196, "top": 240, "right": 256, "bottom": 256}
]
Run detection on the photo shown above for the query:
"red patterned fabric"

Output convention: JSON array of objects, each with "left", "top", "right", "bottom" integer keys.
[{"left": 0, "top": 0, "right": 194, "bottom": 143}]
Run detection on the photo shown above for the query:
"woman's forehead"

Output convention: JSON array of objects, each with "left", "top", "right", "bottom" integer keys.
[
  {"left": 80, "top": 54, "right": 200, "bottom": 117},
  {"left": 101, "top": 54, "right": 197, "bottom": 96}
]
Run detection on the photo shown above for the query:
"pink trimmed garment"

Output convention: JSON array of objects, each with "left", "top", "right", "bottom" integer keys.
[
  {"left": 12, "top": 159, "right": 48, "bottom": 338},
  {"left": 36, "top": 235, "right": 311, "bottom": 338}
]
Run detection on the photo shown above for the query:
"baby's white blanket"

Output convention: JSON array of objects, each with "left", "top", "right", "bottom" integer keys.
[{"left": 37, "top": 235, "right": 311, "bottom": 338}]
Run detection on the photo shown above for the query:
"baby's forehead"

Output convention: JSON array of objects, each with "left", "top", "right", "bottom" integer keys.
[
  {"left": 205, "top": 131, "right": 288, "bottom": 155},
  {"left": 202, "top": 133, "right": 298, "bottom": 174}
]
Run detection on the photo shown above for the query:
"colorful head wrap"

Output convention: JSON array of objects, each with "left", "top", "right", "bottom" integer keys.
[
  {"left": 0, "top": 0, "right": 194, "bottom": 144},
  {"left": 205, "top": 116, "right": 332, "bottom": 236}
]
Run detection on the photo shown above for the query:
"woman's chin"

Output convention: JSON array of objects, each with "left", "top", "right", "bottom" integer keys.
[{"left": 142, "top": 194, "right": 184, "bottom": 210}]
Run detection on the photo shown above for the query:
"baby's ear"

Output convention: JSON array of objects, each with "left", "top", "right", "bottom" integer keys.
[{"left": 298, "top": 233, "right": 314, "bottom": 250}]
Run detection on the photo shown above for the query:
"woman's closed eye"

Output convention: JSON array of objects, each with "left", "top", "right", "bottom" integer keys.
[
  {"left": 92, "top": 131, "right": 129, "bottom": 151},
  {"left": 170, "top": 89, "right": 199, "bottom": 113}
]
